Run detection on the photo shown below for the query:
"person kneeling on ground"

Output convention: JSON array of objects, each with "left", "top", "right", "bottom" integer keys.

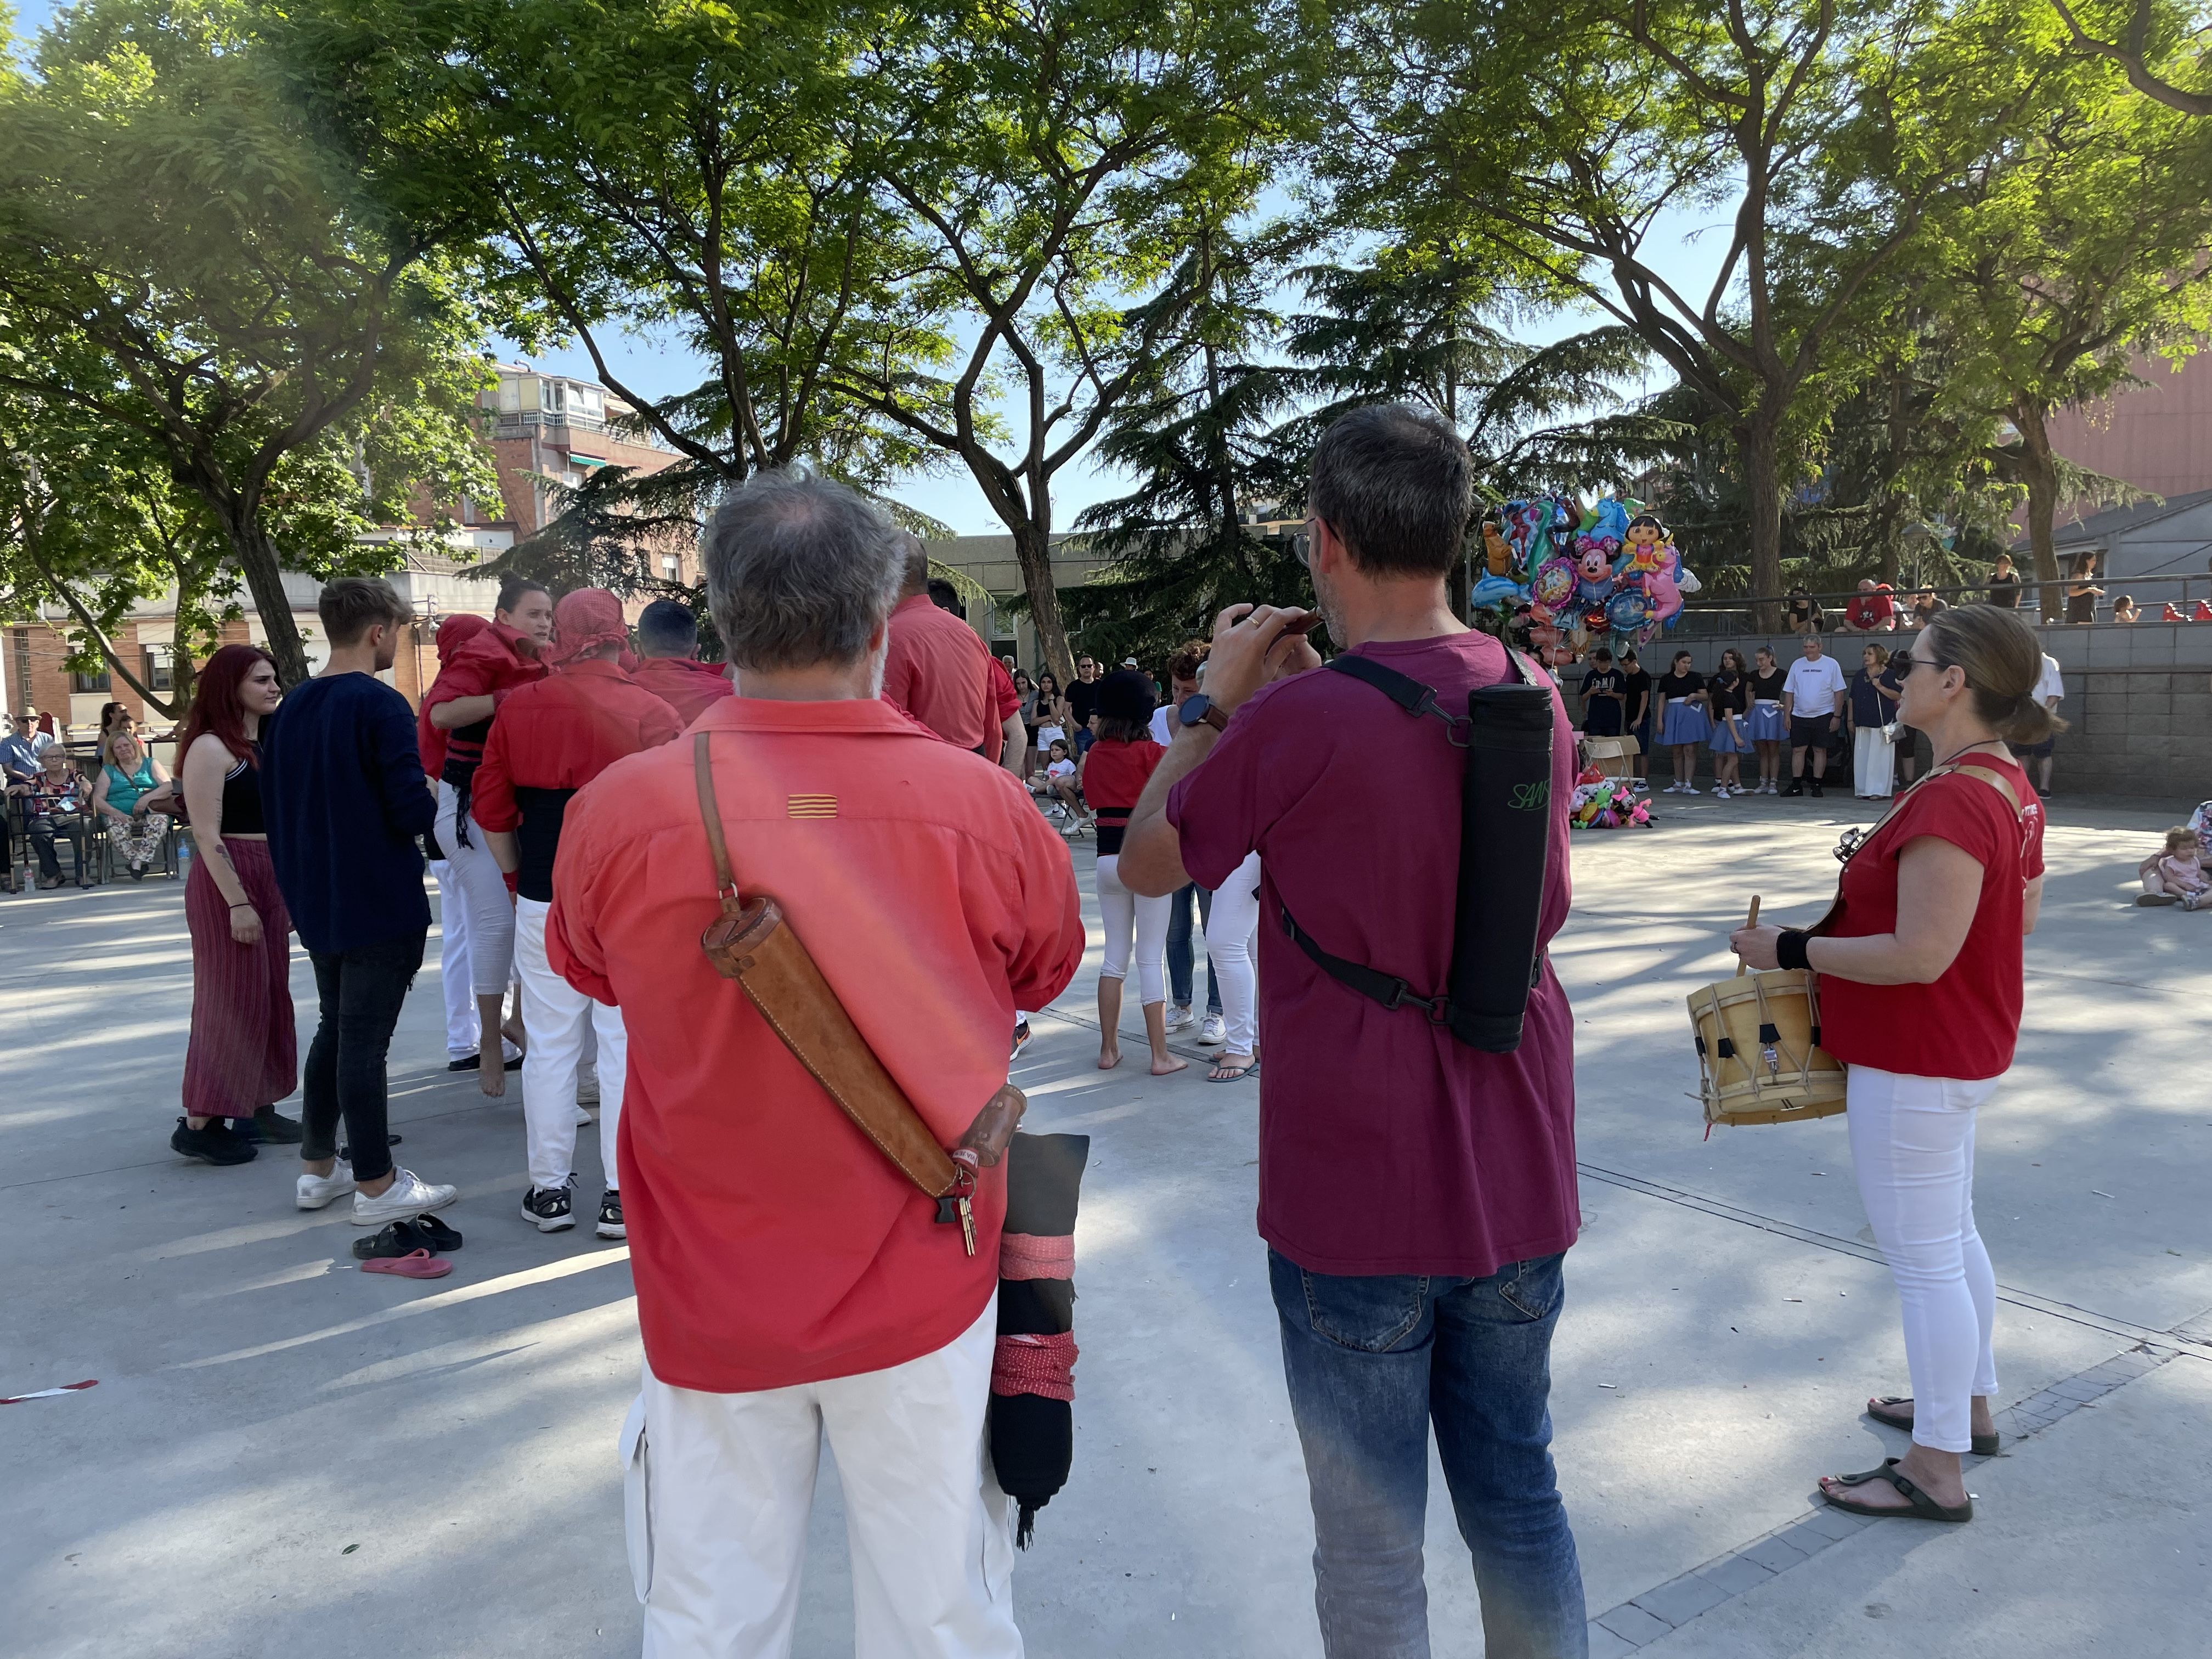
[
  {"left": 2137, "top": 825, "right": 2211, "bottom": 910},
  {"left": 546, "top": 469, "right": 1083, "bottom": 1659}
]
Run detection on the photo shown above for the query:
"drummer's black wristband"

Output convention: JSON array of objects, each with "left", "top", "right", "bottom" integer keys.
[{"left": 1776, "top": 930, "right": 1812, "bottom": 972}]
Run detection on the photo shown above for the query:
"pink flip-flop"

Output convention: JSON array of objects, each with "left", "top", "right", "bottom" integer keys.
[{"left": 361, "top": 1249, "right": 451, "bottom": 1280}]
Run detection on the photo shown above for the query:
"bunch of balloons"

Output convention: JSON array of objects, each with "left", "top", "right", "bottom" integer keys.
[{"left": 1474, "top": 494, "right": 1700, "bottom": 658}]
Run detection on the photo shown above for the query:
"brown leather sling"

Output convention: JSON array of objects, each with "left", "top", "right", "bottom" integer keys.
[{"left": 690, "top": 733, "right": 1024, "bottom": 1251}]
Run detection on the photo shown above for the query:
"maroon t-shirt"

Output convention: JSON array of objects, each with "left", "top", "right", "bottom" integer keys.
[{"left": 1167, "top": 631, "right": 1582, "bottom": 1278}]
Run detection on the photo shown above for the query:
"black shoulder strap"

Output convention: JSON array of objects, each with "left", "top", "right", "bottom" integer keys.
[{"left": 1325, "top": 653, "right": 1442, "bottom": 715}]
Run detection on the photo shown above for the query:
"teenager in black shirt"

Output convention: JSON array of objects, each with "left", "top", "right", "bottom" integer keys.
[
  {"left": 1654, "top": 650, "right": 1711, "bottom": 793},
  {"left": 1618, "top": 648, "right": 1655, "bottom": 791},
  {"left": 1705, "top": 648, "right": 1752, "bottom": 796},
  {"left": 1745, "top": 645, "right": 1788, "bottom": 793},
  {"left": 1578, "top": 647, "right": 1626, "bottom": 736}
]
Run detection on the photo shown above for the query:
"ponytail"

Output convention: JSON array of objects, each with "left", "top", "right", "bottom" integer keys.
[{"left": 1923, "top": 605, "right": 2066, "bottom": 747}]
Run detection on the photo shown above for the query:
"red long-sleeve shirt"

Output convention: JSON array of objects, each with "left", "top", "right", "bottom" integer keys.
[
  {"left": 472, "top": 659, "right": 681, "bottom": 901},
  {"left": 419, "top": 621, "right": 548, "bottom": 784},
  {"left": 629, "top": 654, "right": 736, "bottom": 727},
  {"left": 547, "top": 695, "right": 1085, "bottom": 1391},
  {"left": 881, "top": 593, "right": 995, "bottom": 752}
]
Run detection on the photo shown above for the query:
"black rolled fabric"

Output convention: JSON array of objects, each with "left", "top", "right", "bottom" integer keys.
[
  {"left": 1447, "top": 682, "right": 1555, "bottom": 1053},
  {"left": 989, "top": 1131, "right": 1090, "bottom": 1548}
]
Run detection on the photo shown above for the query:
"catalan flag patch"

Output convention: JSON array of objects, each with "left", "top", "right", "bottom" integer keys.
[{"left": 786, "top": 794, "right": 838, "bottom": 820}]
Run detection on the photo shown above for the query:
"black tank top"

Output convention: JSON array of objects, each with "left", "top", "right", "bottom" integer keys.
[{"left": 221, "top": 744, "right": 265, "bottom": 833}]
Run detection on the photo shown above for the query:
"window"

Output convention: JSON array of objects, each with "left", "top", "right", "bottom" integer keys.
[
  {"left": 142, "top": 646, "right": 175, "bottom": 694},
  {"left": 573, "top": 385, "right": 603, "bottom": 419},
  {"left": 661, "top": 553, "right": 681, "bottom": 579},
  {"left": 541, "top": 379, "right": 566, "bottom": 415},
  {"left": 499, "top": 378, "right": 522, "bottom": 414},
  {"left": 70, "top": 664, "right": 111, "bottom": 694}
]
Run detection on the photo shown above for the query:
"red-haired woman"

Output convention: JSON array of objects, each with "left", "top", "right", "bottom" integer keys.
[{"left": 171, "top": 644, "right": 296, "bottom": 1166}]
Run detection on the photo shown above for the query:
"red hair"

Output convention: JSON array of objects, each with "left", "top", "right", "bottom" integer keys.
[{"left": 179, "top": 643, "right": 278, "bottom": 766}]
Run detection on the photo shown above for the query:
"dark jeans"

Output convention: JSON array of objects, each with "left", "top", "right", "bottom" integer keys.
[
  {"left": 1164, "top": 881, "right": 1222, "bottom": 1014},
  {"left": 303, "top": 929, "right": 426, "bottom": 1184},
  {"left": 1270, "top": 1248, "right": 1586, "bottom": 1659},
  {"left": 29, "top": 812, "right": 89, "bottom": 881}
]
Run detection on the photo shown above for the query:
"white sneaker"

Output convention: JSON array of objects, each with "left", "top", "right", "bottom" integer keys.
[
  {"left": 1630, "top": 780, "right": 1649, "bottom": 792},
  {"left": 1198, "top": 1013, "right": 1227, "bottom": 1046},
  {"left": 573, "top": 1104, "right": 595, "bottom": 1126},
  {"left": 577, "top": 1066, "right": 600, "bottom": 1107},
  {"left": 296, "top": 1160, "right": 357, "bottom": 1210},
  {"left": 1683, "top": 786, "right": 1701, "bottom": 794},
  {"left": 351, "top": 1167, "right": 459, "bottom": 1226},
  {"left": 1164, "top": 1004, "right": 1195, "bottom": 1034}
]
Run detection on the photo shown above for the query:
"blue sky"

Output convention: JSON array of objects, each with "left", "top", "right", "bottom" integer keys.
[{"left": 10, "top": 0, "right": 1729, "bottom": 533}]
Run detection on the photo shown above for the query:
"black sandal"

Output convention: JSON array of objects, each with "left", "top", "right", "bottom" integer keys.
[
  {"left": 1822, "top": 1458, "right": 1973, "bottom": 1522},
  {"left": 408, "top": 1214, "right": 464, "bottom": 1252},
  {"left": 1867, "top": 1396, "right": 1999, "bottom": 1456}
]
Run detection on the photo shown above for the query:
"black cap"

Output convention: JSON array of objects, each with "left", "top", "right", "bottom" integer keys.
[{"left": 1096, "top": 668, "right": 1155, "bottom": 725}]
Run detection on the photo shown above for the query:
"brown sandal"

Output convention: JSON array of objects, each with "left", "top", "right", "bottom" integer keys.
[
  {"left": 1867, "top": 1396, "right": 1999, "bottom": 1455},
  {"left": 1823, "top": 1458, "right": 1972, "bottom": 1522}
]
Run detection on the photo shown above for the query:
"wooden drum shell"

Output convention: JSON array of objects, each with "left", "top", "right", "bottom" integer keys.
[{"left": 1688, "top": 969, "right": 1847, "bottom": 1126}]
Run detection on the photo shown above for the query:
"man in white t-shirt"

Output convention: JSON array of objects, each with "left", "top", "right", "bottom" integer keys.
[
  {"left": 2024, "top": 650, "right": 2062, "bottom": 793},
  {"left": 1781, "top": 633, "right": 1849, "bottom": 797}
]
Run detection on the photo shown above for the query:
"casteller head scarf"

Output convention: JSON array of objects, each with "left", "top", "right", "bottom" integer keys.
[{"left": 546, "top": 588, "right": 630, "bottom": 667}]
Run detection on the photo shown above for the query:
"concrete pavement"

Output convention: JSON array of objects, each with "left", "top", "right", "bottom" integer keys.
[{"left": 2, "top": 788, "right": 2205, "bottom": 1657}]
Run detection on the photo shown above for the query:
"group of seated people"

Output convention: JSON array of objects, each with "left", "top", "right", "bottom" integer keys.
[{"left": 1, "top": 702, "right": 175, "bottom": 892}]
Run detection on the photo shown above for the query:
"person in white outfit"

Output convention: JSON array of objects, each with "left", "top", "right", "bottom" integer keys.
[
  {"left": 1734, "top": 604, "right": 2052, "bottom": 1523},
  {"left": 473, "top": 588, "right": 681, "bottom": 1240},
  {"left": 1204, "top": 850, "right": 1262, "bottom": 1081}
]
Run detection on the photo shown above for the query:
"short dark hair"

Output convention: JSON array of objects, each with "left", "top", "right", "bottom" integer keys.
[
  {"left": 1592, "top": 647, "right": 1614, "bottom": 662},
  {"left": 926, "top": 577, "right": 964, "bottom": 617},
  {"left": 1308, "top": 403, "right": 1472, "bottom": 578},
  {"left": 318, "top": 577, "right": 410, "bottom": 646},
  {"left": 636, "top": 599, "right": 699, "bottom": 657}
]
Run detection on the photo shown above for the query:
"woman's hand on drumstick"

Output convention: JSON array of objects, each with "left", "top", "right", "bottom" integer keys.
[{"left": 1730, "top": 925, "right": 1784, "bottom": 970}]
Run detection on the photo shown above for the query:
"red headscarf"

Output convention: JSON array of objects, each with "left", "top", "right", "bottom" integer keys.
[
  {"left": 546, "top": 588, "right": 630, "bottom": 666},
  {"left": 435, "top": 612, "right": 493, "bottom": 658}
]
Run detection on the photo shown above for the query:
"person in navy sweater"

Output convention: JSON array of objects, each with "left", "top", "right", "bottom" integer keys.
[{"left": 262, "top": 578, "right": 459, "bottom": 1227}]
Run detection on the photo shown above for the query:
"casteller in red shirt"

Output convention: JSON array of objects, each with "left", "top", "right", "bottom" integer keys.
[
  {"left": 881, "top": 591, "right": 995, "bottom": 752},
  {"left": 631, "top": 653, "right": 735, "bottom": 727},
  {"left": 547, "top": 695, "right": 1085, "bottom": 1391},
  {"left": 1819, "top": 756, "right": 2045, "bottom": 1080},
  {"left": 417, "top": 612, "right": 493, "bottom": 778},
  {"left": 1167, "top": 630, "right": 1581, "bottom": 1279},
  {"left": 471, "top": 658, "right": 682, "bottom": 902}
]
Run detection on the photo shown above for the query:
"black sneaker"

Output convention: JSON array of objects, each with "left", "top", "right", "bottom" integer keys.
[
  {"left": 171, "top": 1116, "right": 257, "bottom": 1166},
  {"left": 596, "top": 1189, "right": 625, "bottom": 1240},
  {"left": 1810, "top": 780, "right": 1825, "bottom": 797},
  {"left": 1782, "top": 781, "right": 1803, "bottom": 797},
  {"left": 521, "top": 1182, "right": 575, "bottom": 1233},
  {"left": 245, "top": 1105, "right": 304, "bottom": 1144},
  {"left": 447, "top": 1054, "right": 481, "bottom": 1072}
]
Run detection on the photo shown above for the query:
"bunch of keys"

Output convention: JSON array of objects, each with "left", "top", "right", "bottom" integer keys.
[{"left": 935, "top": 1148, "right": 981, "bottom": 1255}]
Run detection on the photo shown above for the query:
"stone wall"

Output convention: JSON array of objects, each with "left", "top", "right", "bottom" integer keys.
[{"left": 1665, "top": 622, "right": 2212, "bottom": 803}]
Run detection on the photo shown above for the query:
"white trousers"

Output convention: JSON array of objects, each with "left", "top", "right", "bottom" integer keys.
[
  {"left": 430, "top": 859, "right": 481, "bottom": 1059},
  {"left": 1846, "top": 1064, "right": 2000, "bottom": 1453},
  {"left": 624, "top": 1297, "right": 1019, "bottom": 1659},
  {"left": 1853, "top": 727, "right": 1895, "bottom": 798},
  {"left": 434, "top": 781, "right": 517, "bottom": 996},
  {"left": 1206, "top": 852, "right": 1262, "bottom": 1056},
  {"left": 1095, "top": 853, "right": 1169, "bottom": 1005},
  {"left": 514, "top": 897, "right": 624, "bottom": 1191}
]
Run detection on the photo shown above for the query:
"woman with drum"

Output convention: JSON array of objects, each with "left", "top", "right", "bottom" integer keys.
[{"left": 1731, "top": 604, "right": 2051, "bottom": 1524}]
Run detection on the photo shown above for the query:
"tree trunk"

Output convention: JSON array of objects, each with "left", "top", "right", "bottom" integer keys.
[
  {"left": 2013, "top": 398, "right": 2063, "bottom": 623},
  {"left": 1012, "top": 522, "right": 1075, "bottom": 686},
  {"left": 1740, "top": 417, "right": 1786, "bottom": 632},
  {"left": 218, "top": 506, "right": 312, "bottom": 686}
]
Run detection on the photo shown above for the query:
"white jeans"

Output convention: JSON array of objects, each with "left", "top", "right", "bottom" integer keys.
[
  {"left": 623, "top": 1297, "right": 1019, "bottom": 1659},
  {"left": 1206, "top": 853, "right": 1262, "bottom": 1056},
  {"left": 1853, "top": 727, "right": 1895, "bottom": 797},
  {"left": 434, "top": 780, "right": 516, "bottom": 996},
  {"left": 513, "top": 897, "right": 625, "bottom": 1191},
  {"left": 430, "top": 860, "right": 481, "bottom": 1060},
  {"left": 1847, "top": 1064, "right": 2000, "bottom": 1453},
  {"left": 1095, "top": 853, "right": 1169, "bottom": 1005}
]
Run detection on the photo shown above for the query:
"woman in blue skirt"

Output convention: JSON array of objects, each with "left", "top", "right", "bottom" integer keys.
[
  {"left": 1706, "top": 648, "right": 1754, "bottom": 796},
  {"left": 1654, "top": 649, "right": 1712, "bottom": 793},
  {"left": 1745, "top": 645, "right": 1788, "bottom": 793}
]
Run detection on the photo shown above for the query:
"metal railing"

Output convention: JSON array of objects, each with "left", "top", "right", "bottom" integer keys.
[{"left": 1668, "top": 571, "right": 2211, "bottom": 636}]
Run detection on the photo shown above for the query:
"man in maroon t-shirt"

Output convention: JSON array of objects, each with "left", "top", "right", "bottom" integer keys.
[{"left": 1118, "top": 403, "right": 1585, "bottom": 1658}]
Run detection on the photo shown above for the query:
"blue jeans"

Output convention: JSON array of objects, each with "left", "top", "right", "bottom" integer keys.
[
  {"left": 1164, "top": 881, "right": 1222, "bottom": 1014},
  {"left": 1270, "top": 1248, "right": 1585, "bottom": 1659}
]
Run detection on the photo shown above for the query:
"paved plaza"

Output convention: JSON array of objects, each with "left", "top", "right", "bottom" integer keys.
[{"left": 3, "top": 793, "right": 2207, "bottom": 1658}]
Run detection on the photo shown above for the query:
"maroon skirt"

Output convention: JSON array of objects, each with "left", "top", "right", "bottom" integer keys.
[{"left": 182, "top": 839, "right": 297, "bottom": 1120}]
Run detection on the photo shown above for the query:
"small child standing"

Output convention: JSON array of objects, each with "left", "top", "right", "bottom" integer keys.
[{"left": 2137, "top": 826, "right": 2211, "bottom": 909}]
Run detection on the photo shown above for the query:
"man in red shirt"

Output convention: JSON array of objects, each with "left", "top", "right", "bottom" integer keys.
[
  {"left": 1117, "top": 405, "right": 1586, "bottom": 1658},
  {"left": 473, "top": 589, "right": 682, "bottom": 1240},
  {"left": 881, "top": 537, "right": 997, "bottom": 754},
  {"left": 1841, "top": 579, "right": 1898, "bottom": 633},
  {"left": 548, "top": 474, "right": 1082, "bottom": 1657},
  {"left": 628, "top": 598, "right": 736, "bottom": 726}
]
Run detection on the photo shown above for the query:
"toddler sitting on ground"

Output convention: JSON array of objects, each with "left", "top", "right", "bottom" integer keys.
[{"left": 2137, "top": 825, "right": 2210, "bottom": 910}]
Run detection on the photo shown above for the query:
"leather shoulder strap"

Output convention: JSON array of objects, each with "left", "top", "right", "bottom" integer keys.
[
  {"left": 693, "top": 732, "right": 742, "bottom": 913},
  {"left": 1951, "top": 761, "right": 2024, "bottom": 821}
]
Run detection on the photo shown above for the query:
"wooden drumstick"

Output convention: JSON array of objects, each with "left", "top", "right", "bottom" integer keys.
[{"left": 1737, "top": 896, "right": 1761, "bottom": 974}]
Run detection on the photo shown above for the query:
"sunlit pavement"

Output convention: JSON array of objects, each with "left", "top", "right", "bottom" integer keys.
[{"left": 3, "top": 789, "right": 2205, "bottom": 1657}]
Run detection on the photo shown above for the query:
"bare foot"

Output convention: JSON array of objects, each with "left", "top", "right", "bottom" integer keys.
[
  {"left": 1097, "top": 1046, "right": 1121, "bottom": 1071},
  {"left": 1150, "top": 1053, "right": 1188, "bottom": 1076},
  {"left": 500, "top": 1019, "right": 527, "bottom": 1056},
  {"left": 479, "top": 1059, "right": 506, "bottom": 1098},
  {"left": 1208, "top": 1053, "right": 1255, "bottom": 1081},
  {"left": 1820, "top": 1445, "right": 1967, "bottom": 1511}
]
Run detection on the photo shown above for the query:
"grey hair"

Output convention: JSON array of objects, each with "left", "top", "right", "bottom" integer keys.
[
  {"left": 1308, "top": 403, "right": 1472, "bottom": 578},
  {"left": 702, "top": 470, "right": 904, "bottom": 671}
]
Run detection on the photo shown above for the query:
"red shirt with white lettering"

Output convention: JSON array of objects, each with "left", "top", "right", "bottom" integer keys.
[
  {"left": 547, "top": 696, "right": 1085, "bottom": 1392},
  {"left": 1819, "top": 757, "right": 2045, "bottom": 1080}
]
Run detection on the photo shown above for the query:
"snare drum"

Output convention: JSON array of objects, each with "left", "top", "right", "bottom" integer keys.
[{"left": 1688, "top": 969, "right": 1846, "bottom": 1126}]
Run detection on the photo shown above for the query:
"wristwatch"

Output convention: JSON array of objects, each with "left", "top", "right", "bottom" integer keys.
[{"left": 1178, "top": 693, "right": 1229, "bottom": 733}]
